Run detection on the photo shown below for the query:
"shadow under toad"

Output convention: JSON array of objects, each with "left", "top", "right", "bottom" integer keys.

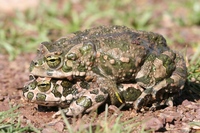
[{"left": 174, "top": 80, "right": 200, "bottom": 106}]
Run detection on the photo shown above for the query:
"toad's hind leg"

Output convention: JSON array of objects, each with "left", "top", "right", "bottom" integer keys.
[
  {"left": 134, "top": 53, "right": 187, "bottom": 111},
  {"left": 52, "top": 83, "right": 109, "bottom": 118},
  {"left": 151, "top": 53, "right": 187, "bottom": 103}
]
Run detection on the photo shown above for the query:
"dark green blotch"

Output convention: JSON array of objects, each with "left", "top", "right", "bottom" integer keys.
[
  {"left": 63, "top": 87, "right": 77, "bottom": 97},
  {"left": 76, "top": 96, "right": 92, "bottom": 109},
  {"left": 50, "top": 78, "right": 58, "bottom": 84},
  {"left": 77, "top": 65, "right": 86, "bottom": 72},
  {"left": 124, "top": 72, "right": 133, "bottom": 79},
  {"left": 29, "top": 81, "right": 37, "bottom": 90},
  {"left": 29, "top": 61, "right": 35, "bottom": 72},
  {"left": 67, "top": 53, "right": 77, "bottom": 61},
  {"left": 92, "top": 67, "right": 104, "bottom": 77},
  {"left": 122, "top": 87, "right": 142, "bottom": 101},
  {"left": 79, "top": 43, "right": 92, "bottom": 55},
  {"left": 147, "top": 32, "right": 167, "bottom": 50},
  {"left": 36, "top": 93, "right": 46, "bottom": 101},
  {"left": 62, "top": 63, "right": 72, "bottom": 72},
  {"left": 100, "top": 88, "right": 108, "bottom": 94},
  {"left": 121, "top": 61, "right": 134, "bottom": 72},
  {"left": 103, "top": 37, "right": 129, "bottom": 52},
  {"left": 90, "top": 89, "right": 99, "bottom": 94},
  {"left": 80, "top": 81, "right": 89, "bottom": 89},
  {"left": 61, "top": 80, "right": 73, "bottom": 88},
  {"left": 144, "top": 87, "right": 153, "bottom": 94},
  {"left": 51, "top": 84, "right": 62, "bottom": 98},
  {"left": 146, "top": 54, "right": 156, "bottom": 62},
  {"left": 95, "top": 95, "right": 106, "bottom": 102},
  {"left": 166, "top": 78, "right": 174, "bottom": 84},
  {"left": 176, "top": 67, "right": 186, "bottom": 77},
  {"left": 27, "top": 92, "right": 34, "bottom": 100},
  {"left": 101, "top": 65, "right": 113, "bottom": 75},
  {"left": 136, "top": 75, "right": 151, "bottom": 85},
  {"left": 157, "top": 53, "right": 175, "bottom": 75},
  {"left": 99, "top": 55, "right": 114, "bottom": 73}
]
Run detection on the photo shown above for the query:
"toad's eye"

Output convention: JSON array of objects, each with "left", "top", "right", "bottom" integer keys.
[
  {"left": 46, "top": 55, "right": 61, "bottom": 68},
  {"left": 38, "top": 81, "right": 51, "bottom": 92}
]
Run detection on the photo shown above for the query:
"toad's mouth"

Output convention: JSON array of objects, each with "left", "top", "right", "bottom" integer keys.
[
  {"left": 31, "top": 100, "right": 70, "bottom": 108},
  {"left": 31, "top": 68, "right": 87, "bottom": 80}
]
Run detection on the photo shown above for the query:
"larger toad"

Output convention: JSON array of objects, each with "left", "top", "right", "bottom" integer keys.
[{"left": 25, "top": 25, "right": 187, "bottom": 116}]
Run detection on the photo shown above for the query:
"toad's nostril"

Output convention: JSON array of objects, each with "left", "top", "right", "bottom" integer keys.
[
  {"left": 29, "top": 61, "right": 38, "bottom": 72},
  {"left": 29, "top": 74, "right": 35, "bottom": 80},
  {"left": 22, "top": 85, "right": 29, "bottom": 93}
]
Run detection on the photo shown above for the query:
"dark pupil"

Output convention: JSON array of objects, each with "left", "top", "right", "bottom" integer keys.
[
  {"left": 39, "top": 83, "right": 47, "bottom": 87},
  {"left": 49, "top": 59, "right": 56, "bottom": 62}
]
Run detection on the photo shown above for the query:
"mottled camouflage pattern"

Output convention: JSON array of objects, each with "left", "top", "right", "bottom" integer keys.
[{"left": 24, "top": 25, "right": 187, "bottom": 117}]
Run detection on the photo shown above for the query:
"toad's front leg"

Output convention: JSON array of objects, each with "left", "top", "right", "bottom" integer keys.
[
  {"left": 53, "top": 76, "right": 123, "bottom": 117},
  {"left": 52, "top": 82, "right": 109, "bottom": 118}
]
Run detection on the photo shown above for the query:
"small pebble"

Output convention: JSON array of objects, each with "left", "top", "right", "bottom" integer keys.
[
  {"left": 42, "top": 127, "right": 55, "bottom": 133},
  {"left": 54, "top": 121, "right": 65, "bottom": 132},
  {"left": 143, "top": 117, "right": 164, "bottom": 131}
]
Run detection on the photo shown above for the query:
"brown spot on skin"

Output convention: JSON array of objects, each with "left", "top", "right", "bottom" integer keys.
[
  {"left": 85, "top": 76, "right": 94, "bottom": 82},
  {"left": 80, "top": 72, "right": 86, "bottom": 76},
  {"left": 88, "top": 67, "right": 92, "bottom": 70},
  {"left": 153, "top": 58, "right": 167, "bottom": 79},
  {"left": 86, "top": 62, "right": 90, "bottom": 66},
  {"left": 92, "top": 76, "right": 97, "bottom": 82},
  {"left": 109, "top": 59, "right": 115, "bottom": 64},
  {"left": 120, "top": 57, "right": 130, "bottom": 63},
  {"left": 123, "top": 73, "right": 126, "bottom": 77},
  {"left": 103, "top": 55, "right": 108, "bottom": 60},
  {"left": 66, "top": 60, "right": 73, "bottom": 67},
  {"left": 75, "top": 71, "right": 80, "bottom": 76},
  {"left": 96, "top": 51, "right": 101, "bottom": 58},
  {"left": 66, "top": 75, "right": 73, "bottom": 81},
  {"left": 131, "top": 39, "right": 140, "bottom": 45}
]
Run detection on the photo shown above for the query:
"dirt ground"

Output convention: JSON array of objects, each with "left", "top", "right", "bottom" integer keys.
[{"left": 1, "top": 0, "right": 200, "bottom": 133}]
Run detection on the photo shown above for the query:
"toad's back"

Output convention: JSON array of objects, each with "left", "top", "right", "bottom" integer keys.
[
  {"left": 31, "top": 25, "right": 176, "bottom": 85},
  {"left": 60, "top": 26, "right": 171, "bottom": 82}
]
